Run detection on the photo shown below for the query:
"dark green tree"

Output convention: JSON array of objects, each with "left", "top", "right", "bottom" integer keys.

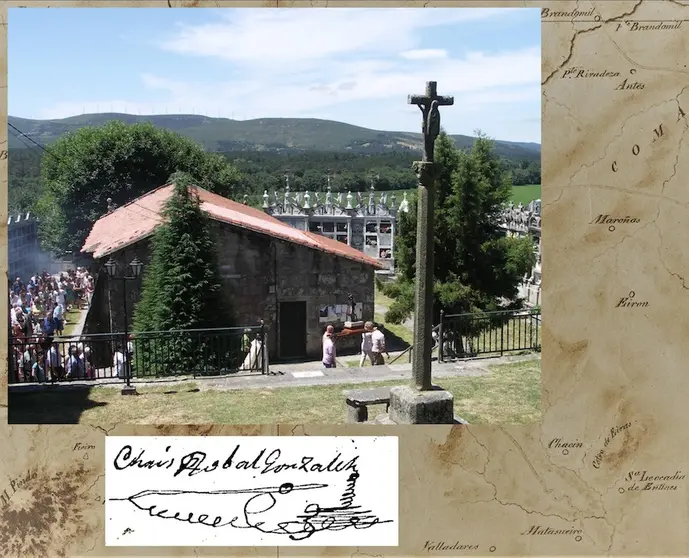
[
  {"left": 35, "top": 121, "right": 243, "bottom": 255},
  {"left": 383, "top": 131, "right": 536, "bottom": 325},
  {"left": 11, "top": 143, "right": 539, "bottom": 218},
  {"left": 133, "top": 172, "right": 231, "bottom": 332},
  {"left": 8, "top": 147, "right": 44, "bottom": 214},
  {"left": 133, "top": 173, "right": 235, "bottom": 375}
]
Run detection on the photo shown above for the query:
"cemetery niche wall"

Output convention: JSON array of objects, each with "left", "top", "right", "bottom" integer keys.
[
  {"left": 264, "top": 181, "right": 541, "bottom": 308},
  {"left": 499, "top": 199, "right": 542, "bottom": 307},
  {"left": 262, "top": 183, "right": 410, "bottom": 278},
  {"left": 8, "top": 212, "right": 40, "bottom": 281}
]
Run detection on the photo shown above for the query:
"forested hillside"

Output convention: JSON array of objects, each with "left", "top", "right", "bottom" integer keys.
[
  {"left": 8, "top": 147, "right": 540, "bottom": 214},
  {"left": 8, "top": 113, "right": 541, "bottom": 160}
]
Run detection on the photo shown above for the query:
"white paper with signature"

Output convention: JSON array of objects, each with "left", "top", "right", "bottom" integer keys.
[{"left": 105, "top": 436, "right": 398, "bottom": 546}]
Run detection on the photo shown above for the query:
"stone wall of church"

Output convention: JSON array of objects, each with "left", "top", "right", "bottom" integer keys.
[
  {"left": 82, "top": 240, "right": 150, "bottom": 368},
  {"left": 84, "top": 240, "right": 150, "bottom": 338},
  {"left": 84, "top": 222, "right": 376, "bottom": 362},
  {"left": 273, "top": 238, "right": 375, "bottom": 358},
  {"left": 211, "top": 221, "right": 375, "bottom": 360}
]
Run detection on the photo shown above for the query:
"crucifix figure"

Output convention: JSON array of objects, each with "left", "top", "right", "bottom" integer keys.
[
  {"left": 409, "top": 81, "right": 454, "bottom": 162},
  {"left": 348, "top": 293, "right": 356, "bottom": 322},
  {"left": 407, "top": 81, "right": 454, "bottom": 391}
]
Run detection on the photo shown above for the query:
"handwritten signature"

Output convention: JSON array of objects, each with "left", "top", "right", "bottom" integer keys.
[
  {"left": 113, "top": 445, "right": 360, "bottom": 477},
  {"left": 109, "top": 468, "right": 391, "bottom": 540}
]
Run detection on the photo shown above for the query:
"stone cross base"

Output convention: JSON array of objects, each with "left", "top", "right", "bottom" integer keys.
[{"left": 387, "top": 385, "right": 455, "bottom": 424}]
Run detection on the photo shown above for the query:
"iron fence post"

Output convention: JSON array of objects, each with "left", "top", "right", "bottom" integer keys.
[
  {"left": 438, "top": 309, "right": 445, "bottom": 363},
  {"left": 500, "top": 318, "right": 504, "bottom": 356},
  {"left": 260, "top": 320, "right": 266, "bottom": 374},
  {"left": 122, "top": 276, "right": 133, "bottom": 390},
  {"left": 506, "top": 314, "right": 510, "bottom": 352}
]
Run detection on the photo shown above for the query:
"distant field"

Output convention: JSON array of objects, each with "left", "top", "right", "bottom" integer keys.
[
  {"left": 386, "top": 184, "right": 541, "bottom": 206},
  {"left": 245, "top": 184, "right": 541, "bottom": 209},
  {"left": 509, "top": 184, "right": 541, "bottom": 205}
]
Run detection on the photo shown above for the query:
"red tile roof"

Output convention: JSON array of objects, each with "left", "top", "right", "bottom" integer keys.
[{"left": 81, "top": 184, "right": 384, "bottom": 269}]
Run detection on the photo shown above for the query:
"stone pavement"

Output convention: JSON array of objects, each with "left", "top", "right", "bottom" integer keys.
[
  {"left": 108, "top": 353, "right": 538, "bottom": 391},
  {"left": 10, "top": 353, "right": 539, "bottom": 393}
]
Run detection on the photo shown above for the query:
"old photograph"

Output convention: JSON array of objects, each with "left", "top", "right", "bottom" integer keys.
[{"left": 7, "top": 7, "right": 542, "bottom": 425}]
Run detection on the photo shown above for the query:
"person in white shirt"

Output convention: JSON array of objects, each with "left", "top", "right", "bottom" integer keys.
[
  {"left": 85, "top": 275, "right": 95, "bottom": 307},
  {"left": 322, "top": 327, "right": 336, "bottom": 368},
  {"left": 370, "top": 323, "right": 389, "bottom": 366},
  {"left": 56, "top": 287, "right": 66, "bottom": 307},
  {"left": 47, "top": 343, "right": 64, "bottom": 381},
  {"left": 10, "top": 306, "right": 21, "bottom": 327},
  {"left": 322, "top": 324, "right": 334, "bottom": 344},
  {"left": 32, "top": 352, "right": 46, "bottom": 383},
  {"left": 113, "top": 348, "right": 127, "bottom": 379},
  {"left": 53, "top": 303, "right": 64, "bottom": 335},
  {"left": 21, "top": 347, "right": 34, "bottom": 382},
  {"left": 66, "top": 346, "right": 85, "bottom": 379},
  {"left": 360, "top": 322, "right": 375, "bottom": 367},
  {"left": 77, "top": 342, "right": 94, "bottom": 379}
]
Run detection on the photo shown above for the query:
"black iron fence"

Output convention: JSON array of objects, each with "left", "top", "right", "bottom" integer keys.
[
  {"left": 8, "top": 324, "right": 268, "bottom": 384},
  {"left": 438, "top": 308, "right": 541, "bottom": 360}
]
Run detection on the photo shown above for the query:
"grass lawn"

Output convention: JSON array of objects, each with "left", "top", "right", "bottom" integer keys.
[
  {"left": 8, "top": 358, "right": 541, "bottom": 425},
  {"left": 61, "top": 308, "right": 84, "bottom": 337},
  {"left": 509, "top": 184, "right": 541, "bottom": 206},
  {"left": 373, "top": 281, "right": 414, "bottom": 349},
  {"left": 374, "top": 313, "right": 413, "bottom": 345}
]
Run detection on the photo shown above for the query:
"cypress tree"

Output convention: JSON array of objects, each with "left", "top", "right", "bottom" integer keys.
[
  {"left": 134, "top": 171, "right": 231, "bottom": 331},
  {"left": 383, "top": 131, "right": 536, "bottom": 326},
  {"left": 133, "top": 172, "right": 234, "bottom": 374}
]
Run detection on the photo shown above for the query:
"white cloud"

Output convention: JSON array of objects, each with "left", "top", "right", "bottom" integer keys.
[
  {"left": 39, "top": 45, "right": 540, "bottom": 122},
  {"left": 36, "top": 7, "right": 541, "bottom": 140},
  {"left": 399, "top": 49, "right": 448, "bottom": 60},
  {"left": 129, "top": 45, "right": 539, "bottom": 115},
  {"left": 157, "top": 8, "right": 520, "bottom": 71}
]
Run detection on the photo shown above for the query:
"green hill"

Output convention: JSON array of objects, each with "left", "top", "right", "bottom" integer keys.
[{"left": 8, "top": 113, "right": 540, "bottom": 161}]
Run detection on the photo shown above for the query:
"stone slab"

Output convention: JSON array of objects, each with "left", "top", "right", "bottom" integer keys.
[
  {"left": 347, "top": 405, "right": 368, "bottom": 424},
  {"left": 291, "top": 371, "right": 324, "bottom": 378},
  {"left": 373, "top": 414, "right": 397, "bottom": 425},
  {"left": 388, "top": 385, "right": 454, "bottom": 424},
  {"left": 344, "top": 386, "right": 393, "bottom": 406}
]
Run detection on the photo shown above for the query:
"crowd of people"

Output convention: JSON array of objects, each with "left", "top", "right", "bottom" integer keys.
[
  {"left": 9, "top": 268, "right": 96, "bottom": 383},
  {"left": 11, "top": 270, "right": 392, "bottom": 381}
]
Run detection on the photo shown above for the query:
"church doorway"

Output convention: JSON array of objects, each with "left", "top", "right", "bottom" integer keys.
[{"left": 279, "top": 301, "right": 307, "bottom": 359}]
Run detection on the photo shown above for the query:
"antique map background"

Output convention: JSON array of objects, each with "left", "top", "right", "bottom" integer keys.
[{"left": 2, "top": 0, "right": 689, "bottom": 555}]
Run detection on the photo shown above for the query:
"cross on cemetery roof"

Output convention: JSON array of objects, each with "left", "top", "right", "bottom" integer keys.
[{"left": 81, "top": 184, "right": 384, "bottom": 269}]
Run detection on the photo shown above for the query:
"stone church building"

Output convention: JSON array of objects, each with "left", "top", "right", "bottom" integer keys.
[{"left": 80, "top": 183, "right": 383, "bottom": 361}]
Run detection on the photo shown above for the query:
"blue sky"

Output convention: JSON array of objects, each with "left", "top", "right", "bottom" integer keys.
[{"left": 9, "top": 7, "right": 541, "bottom": 143}]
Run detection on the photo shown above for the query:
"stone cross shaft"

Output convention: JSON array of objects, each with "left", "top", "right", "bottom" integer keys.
[{"left": 408, "top": 81, "right": 454, "bottom": 391}]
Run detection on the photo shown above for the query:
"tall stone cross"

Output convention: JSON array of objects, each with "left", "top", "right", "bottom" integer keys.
[{"left": 408, "top": 81, "right": 454, "bottom": 391}]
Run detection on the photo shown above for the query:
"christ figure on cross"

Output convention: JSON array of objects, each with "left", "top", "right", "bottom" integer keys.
[{"left": 408, "top": 81, "right": 454, "bottom": 162}]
